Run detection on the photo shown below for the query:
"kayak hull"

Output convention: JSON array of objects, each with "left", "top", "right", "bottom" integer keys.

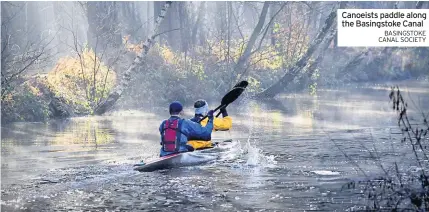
[
  {"left": 133, "top": 153, "right": 184, "bottom": 172},
  {"left": 133, "top": 150, "right": 216, "bottom": 172},
  {"left": 134, "top": 139, "right": 232, "bottom": 172}
]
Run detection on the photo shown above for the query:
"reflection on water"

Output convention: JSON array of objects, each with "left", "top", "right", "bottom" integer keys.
[{"left": 1, "top": 80, "right": 429, "bottom": 211}]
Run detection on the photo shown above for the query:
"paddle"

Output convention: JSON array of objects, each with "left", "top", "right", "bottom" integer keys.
[
  {"left": 197, "top": 81, "right": 248, "bottom": 123},
  {"left": 215, "top": 81, "right": 249, "bottom": 117}
]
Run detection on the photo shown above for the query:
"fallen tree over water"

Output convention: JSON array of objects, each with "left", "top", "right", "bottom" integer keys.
[{"left": 254, "top": 2, "right": 345, "bottom": 99}]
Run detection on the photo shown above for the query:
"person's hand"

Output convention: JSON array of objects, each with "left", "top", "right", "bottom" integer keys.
[
  {"left": 207, "top": 110, "right": 214, "bottom": 118},
  {"left": 220, "top": 107, "right": 228, "bottom": 117}
]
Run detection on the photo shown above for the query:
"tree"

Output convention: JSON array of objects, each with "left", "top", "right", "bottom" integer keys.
[
  {"left": 177, "top": 2, "right": 192, "bottom": 52},
  {"left": 94, "top": 1, "right": 172, "bottom": 115},
  {"left": 1, "top": 2, "right": 54, "bottom": 99},
  {"left": 255, "top": 2, "right": 344, "bottom": 98},
  {"left": 231, "top": 2, "right": 270, "bottom": 84}
]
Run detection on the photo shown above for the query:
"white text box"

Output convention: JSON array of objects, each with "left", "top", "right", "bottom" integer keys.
[{"left": 337, "top": 9, "right": 429, "bottom": 47}]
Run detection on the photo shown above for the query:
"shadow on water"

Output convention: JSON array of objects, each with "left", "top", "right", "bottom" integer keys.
[{"left": 1, "top": 80, "right": 429, "bottom": 211}]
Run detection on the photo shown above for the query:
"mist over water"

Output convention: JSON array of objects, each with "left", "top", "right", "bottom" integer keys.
[{"left": 1, "top": 80, "right": 429, "bottom": 211}]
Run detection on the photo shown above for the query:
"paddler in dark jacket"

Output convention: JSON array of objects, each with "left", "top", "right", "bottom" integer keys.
[
  {"left": 159, "top": 101, "right": 214, "bottom": 157},
  {"left": 187, "top": 99, "right": 232, "bottom": 150}
]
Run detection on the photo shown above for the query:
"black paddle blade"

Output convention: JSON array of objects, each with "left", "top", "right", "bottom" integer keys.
[
  {"left": 233, "top": 81, "right": 248, "bottom": 89},
  {"left": 198, "top": 81, "right": 248, "bottom": 123},
  {"left": 221, "top": 81, "right": 248, "bottom": 106}
]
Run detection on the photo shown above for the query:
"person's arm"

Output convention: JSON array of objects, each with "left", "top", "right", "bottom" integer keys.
[
  {"left": 213, "top": 108, "right": 232, "bottom": 130},
  {"left": 213, "top": 117, "right": 232, "bottom": 131},
  {"left": 182, "top": 118, "right": 213, "bottom": 140},
  {"left": 182, "top": 111, "right": 214, "bottom": 138}
]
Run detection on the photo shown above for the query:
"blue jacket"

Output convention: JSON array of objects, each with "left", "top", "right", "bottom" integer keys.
[{"left": 159, "top": 116, "right": 213, "bottom": 156}]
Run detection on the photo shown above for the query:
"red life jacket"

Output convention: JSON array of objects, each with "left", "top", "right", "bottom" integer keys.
[{"left": 161, "top": 119, "right": 182, "bottom": 152}]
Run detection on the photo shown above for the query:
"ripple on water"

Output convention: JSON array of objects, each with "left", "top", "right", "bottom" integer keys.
[{"left": 311, "top": 170, "right": 341, "bottom": 176}]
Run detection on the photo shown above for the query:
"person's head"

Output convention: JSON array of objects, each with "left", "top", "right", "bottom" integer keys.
[
  {"left": 194, "top": 99, "right": 209, "bottom": 116},
  {"left": 169, "top": 101, "right": 183, "bottom": 116}
]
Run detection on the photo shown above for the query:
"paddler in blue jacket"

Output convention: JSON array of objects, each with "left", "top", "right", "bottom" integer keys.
[{"left": 159, "top": 101, "right": 214, "bottom": 157}]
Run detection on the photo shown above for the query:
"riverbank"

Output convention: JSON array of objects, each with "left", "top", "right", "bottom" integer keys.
[{"left": 2, "top": 76, "right": 427, "bottom": 125}]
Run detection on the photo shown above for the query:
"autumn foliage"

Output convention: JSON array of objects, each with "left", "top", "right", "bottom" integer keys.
[{"left": 47, "top": 48, "right": 116, "bottom": 113}]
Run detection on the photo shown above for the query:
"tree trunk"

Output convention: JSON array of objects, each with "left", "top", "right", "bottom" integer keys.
[
  {"left": 254, "top": 3, "right": 344, "bottom": 99},
  {"left": 167, "top": 4, "right": 176, "bottom": 49},
  {"left": 153, "top": 2, "right": 164, "bottom": 44},
  {"left": 299, "top": 28, "right": 337, "bottom": 91},
  {"left": 232, "top": 2, "right": 270, "bottom": 82},
  {"left": 336, "top": 49, "right": 370, "bottom": 82},
  {"left": 269, "top": 3, "right": 277, "bottom": 46},
  {"left": 191, "top": 2, "right": 206, "bottom": 47},
  {"left": 94, "top": 1, "right": 172, "bottom": 115},
  {"left": 178, "top": 2, "right": 191, "bottom": 52},
  {"left": 198, "top": 9, "right": 206, "bottom": 47}
]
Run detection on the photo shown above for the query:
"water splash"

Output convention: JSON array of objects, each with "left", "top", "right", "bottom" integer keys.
[
  {"left": 218, "top": 140, "right": 246, "bottom": 162},
  {"left": 243, "top": 139, "right": 278, "bottom": 169},
  {"left": 218, "top": 138, "right": 277, "bottom": 170}
]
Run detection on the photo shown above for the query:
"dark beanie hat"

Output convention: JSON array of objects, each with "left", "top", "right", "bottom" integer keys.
[{"left": 169, "top": 101, "right": 183, "bottom": 114}]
